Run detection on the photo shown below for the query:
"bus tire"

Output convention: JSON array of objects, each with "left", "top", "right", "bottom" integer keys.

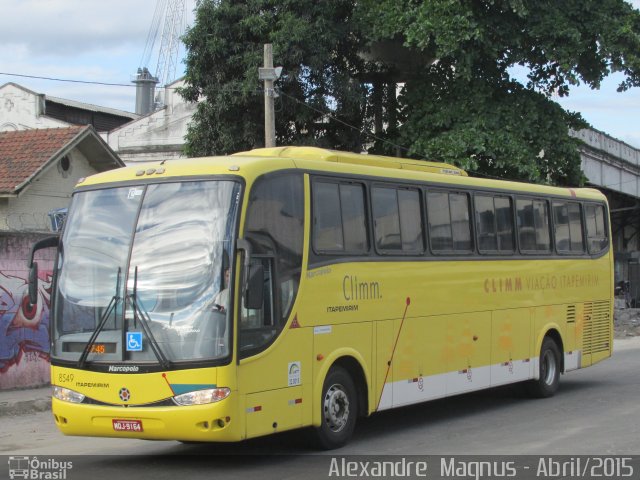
[
  {"left": 526, "top": 337, "right": 561, "bottom": 398},
  {"left": 312, "top": 366, "right": 357, "bottom": 450}
]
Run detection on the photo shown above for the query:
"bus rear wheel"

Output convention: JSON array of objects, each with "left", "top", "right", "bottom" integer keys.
[
  {"left": 526, "top": 337, "right": 561, "bottom": 398},
  {"left": 312, "top": 366, "right": 357, "bottom": 450}
]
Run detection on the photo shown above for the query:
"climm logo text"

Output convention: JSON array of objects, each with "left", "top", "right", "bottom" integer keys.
[
  {"left": 343, "top": 275, "right": 381, "bottom": 301},
  {"left": 484, "top": 277, "right": 523, "bottom": 293}
]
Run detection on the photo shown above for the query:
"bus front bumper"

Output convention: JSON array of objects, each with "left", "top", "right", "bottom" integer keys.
[{"left": 52, "top": 397, "right": 243, "bottom": 442}]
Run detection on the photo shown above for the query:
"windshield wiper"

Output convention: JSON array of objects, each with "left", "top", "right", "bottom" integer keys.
[
  {"left": 78, "top": 268, "right": 121, "bottom": 368},
  {"left": 127, "top": 266, "right": 171, "bottom": 369}
]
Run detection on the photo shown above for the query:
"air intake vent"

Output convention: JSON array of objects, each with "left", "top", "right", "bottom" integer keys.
[
  {"left": 583, "top": 301, "right": 611, "bottom": 355},
  {"left": 566, "top": 304, "right": 576, "bottom": 323}
]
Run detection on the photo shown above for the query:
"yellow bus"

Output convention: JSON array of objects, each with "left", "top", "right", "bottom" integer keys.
[{"left": 30, "top": 146, "right": 613, "bottom": 449}]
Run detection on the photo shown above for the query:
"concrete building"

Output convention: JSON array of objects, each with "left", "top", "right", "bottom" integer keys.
[
  {"left": 0, "top": 78, "right": 197, "bottom": 165},
  {"left": 0, "top": 82, "right": 138, "bottom": 133},
  {"left": 103, "top": 78, "right": 197, "bottom": 163}
]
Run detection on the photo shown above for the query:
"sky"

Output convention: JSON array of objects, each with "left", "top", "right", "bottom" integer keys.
[{"left": 1, "top": 0, "right": 639, "bottom": 149}]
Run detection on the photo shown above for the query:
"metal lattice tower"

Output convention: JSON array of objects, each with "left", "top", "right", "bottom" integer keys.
[
  {"left": 155, "top": 0, "right": 187, "bottom": 98},
  {"left": 136, "top": 0, "right": 188, "bottom": 113}
]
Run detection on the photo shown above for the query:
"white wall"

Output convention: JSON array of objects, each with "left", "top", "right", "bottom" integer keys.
[
  {"left": 0, "top": 83, "right": 68, "bottom": 131},
  {"left": 0, "top": 149, "right": 98, "bottom": 232},
  {"left": 104, "top": 79, "right": 198, "bottom": 164}
]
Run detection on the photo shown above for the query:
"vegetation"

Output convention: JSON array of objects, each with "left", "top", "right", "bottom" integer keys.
[{"left": 181, "top": 0, "right": 640, "bottom": 185}]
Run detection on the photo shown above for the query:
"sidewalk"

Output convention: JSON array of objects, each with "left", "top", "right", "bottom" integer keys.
[
  {"left": 1, "top": 337, "right": 639, "bottom": 417},
  {"left": 0, "top": 384, "right": 51, "bottom": 417}
]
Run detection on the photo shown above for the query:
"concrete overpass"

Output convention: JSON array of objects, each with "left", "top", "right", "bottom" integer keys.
[{"left": 571, "top": 128, "right": 640, "bottom": 284}]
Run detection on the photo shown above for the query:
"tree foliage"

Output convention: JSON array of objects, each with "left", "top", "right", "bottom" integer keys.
[
  {"left": 360, "top": 0, "right": 640, "bottom": 95},
  {"left": 399, "top": 71, "right": 586, "bottom": 185},
  {"left": 181, "top": 0, "right": 640, "bottom": 185},
  {"left": 180, "top": 0, "right": 368, "bottom": 157}
]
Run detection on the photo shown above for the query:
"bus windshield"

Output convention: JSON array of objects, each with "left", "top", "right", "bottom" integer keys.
[{"left": 52, "top": 180, "right": 241, "bottom": 365}]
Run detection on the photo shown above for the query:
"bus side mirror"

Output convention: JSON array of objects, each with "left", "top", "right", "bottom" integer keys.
[
  {"left": 245, "top": 263, "right": 264, "bottom": 310},
  {"left": 28, "top": 262, "right": 39, "bottom": 306},
  {"left": 27, "top": 235, "right": 59, "bottom": 306}
]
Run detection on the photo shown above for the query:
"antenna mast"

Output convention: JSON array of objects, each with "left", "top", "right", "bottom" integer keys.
[
  {"left": 155, "top": 0, "right": 187, "bottom": 105},
  {"left": 134, "top": 0, "right": 188, "bottom": 114}
]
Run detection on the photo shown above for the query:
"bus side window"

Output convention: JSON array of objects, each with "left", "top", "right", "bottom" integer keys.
[
  {"left": 553, "top": 201, "right": 584, "bottom": 254},
  {"left": 495, "top": 197, "right": 515, "bottom": 252},
  {"left": 312, "top": 180, "right": 368, "bottom": 254},
  {"left": 475, "top": 195, "right": 515, "bottom": 254},
  {"left": 475, "top": 195, "right": 497, "bottom": 251},
  {"left": 372, "top": 186, "right": 424, "bottom": 254},
  {"left": 313, "top": 182, "right": 344, "bottom": 251},
  {"left": 372, "top": 186, "right": 402, "bottom": 251},
  {"left": 339, "top": 184, "right": 368, "bottom": 252},
  {"left": 585, "top": 204, "right": 608, "bottom": 254},
  {"left": 516, "top": 198, "right": 551, "bottom": 253},
  {"left": 427, "top": 190, "right": 472, "bottom": 253}
]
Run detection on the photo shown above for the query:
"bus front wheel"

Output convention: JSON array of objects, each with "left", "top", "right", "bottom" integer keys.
[
  {"left": 313, "top": 366, "right": 357, "bottom": 449},
  {"left": 526, "top": 337, "right": 561, "bottom": 398}
]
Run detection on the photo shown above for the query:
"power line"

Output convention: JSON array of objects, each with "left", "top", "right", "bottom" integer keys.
[
  {"left": 0, "top": 71, "right": 183, "bottom": 89},
  {"left": 3, "top": 70, "right": 617, "bottom": 187},
  {"left": 1, "top": 72, "right": 135, "bottom": 87},
  {"left": 0, "top": 68, "right": 417, "bottom": 158}
]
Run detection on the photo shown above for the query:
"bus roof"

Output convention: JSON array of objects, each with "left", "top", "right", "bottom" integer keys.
[
  {"left": 232, "top": 146, "right": 468, "bottom": 176},
  {"left": 76, "top": 146, "right": 606, "bottom": 202}
]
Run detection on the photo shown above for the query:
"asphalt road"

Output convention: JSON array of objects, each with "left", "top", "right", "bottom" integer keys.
[{"left": 2, "top": 342, "right": 639, "bottom": 479}]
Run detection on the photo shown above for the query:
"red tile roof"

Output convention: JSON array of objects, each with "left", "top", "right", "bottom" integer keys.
[{"left": 0, "top": 126, "right": 87, "bottom": 194}]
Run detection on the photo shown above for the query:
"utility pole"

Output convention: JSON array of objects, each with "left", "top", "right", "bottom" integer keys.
[{"left": 258, "top": 44, "right": 282, "bottom": 148}]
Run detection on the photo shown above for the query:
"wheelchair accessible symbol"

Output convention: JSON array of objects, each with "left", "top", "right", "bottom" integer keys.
[{"left": 126, "top": 332, "right": 143, "bottom": 352}]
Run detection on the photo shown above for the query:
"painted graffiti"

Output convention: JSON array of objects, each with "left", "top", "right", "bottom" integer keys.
[{"left": 0, "top": 270, "right": 51, "bottom": 373}]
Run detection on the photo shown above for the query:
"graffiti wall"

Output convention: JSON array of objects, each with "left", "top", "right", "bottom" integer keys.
[{"left": 0, "top": 233, "right": 54, "bottom": 389}]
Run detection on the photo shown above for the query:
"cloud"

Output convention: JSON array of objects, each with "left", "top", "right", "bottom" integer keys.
[
  {"left": 556, "top": 71, "right": 640, "bottom": 148},
  {"left": 0, "top": 1, "right": 153, "bottom": 56},
  {"left": 0, "top": 0, "right": 195, "bottom": 111},
  {"left": 1, "top": 0, "right": 638, "bottom": 143}
]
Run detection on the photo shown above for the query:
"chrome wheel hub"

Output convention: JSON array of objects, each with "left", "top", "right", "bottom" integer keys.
[
  {"left": 323, "top": 384, "right": 350, "bottom": 432},
  {"left": 541, "top": 350, "right": 557, "bottom": 386}
]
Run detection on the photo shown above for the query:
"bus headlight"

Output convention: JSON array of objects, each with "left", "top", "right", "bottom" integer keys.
[
  {"left": 173, "top": 387, "right": 230, "bottom": 406},
  {"left": 52, "top": 386, "right": 85, "bottom": 403}
]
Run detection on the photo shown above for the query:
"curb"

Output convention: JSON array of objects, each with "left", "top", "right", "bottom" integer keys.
[{"left": 613, "top": 336, "right": 640, "bottom": 351}]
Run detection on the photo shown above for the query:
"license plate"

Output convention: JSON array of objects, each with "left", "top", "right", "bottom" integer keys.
[{"left": 112, "top": 419, "right": 143, "bottom": 432}]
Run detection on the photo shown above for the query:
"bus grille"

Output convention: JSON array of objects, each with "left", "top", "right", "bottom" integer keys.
[{"left": 582, "top": 301, "right": 612, "bottom": 355}]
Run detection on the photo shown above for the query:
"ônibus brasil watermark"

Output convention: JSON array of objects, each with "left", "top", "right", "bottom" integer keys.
[{"left": 8, "top": 456, "right": 73, "bottom": 480}]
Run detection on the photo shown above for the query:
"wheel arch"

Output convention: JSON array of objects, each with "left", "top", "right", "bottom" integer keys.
[
  {"left": 312, "top": 349, "right": 370, "bottom": 427},
  {"left": 332, "top": 356, "right": 369, "bottom": 419},
  {"left": 537, "top": 326, "right": 565, "bottom": 374}
]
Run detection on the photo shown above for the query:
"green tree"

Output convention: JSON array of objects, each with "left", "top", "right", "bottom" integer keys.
[
  {"left": 180, "top": 0, "right": 369, "bottom": 157},
  {"left": 357, "top": 0, "right": 640, "bottom": 185},
  {"left": 182, "top": 0, "right": 640, "bottom": 186},
  {"left": 396, "top": 67, "right": 587, "bottom": 185}
]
